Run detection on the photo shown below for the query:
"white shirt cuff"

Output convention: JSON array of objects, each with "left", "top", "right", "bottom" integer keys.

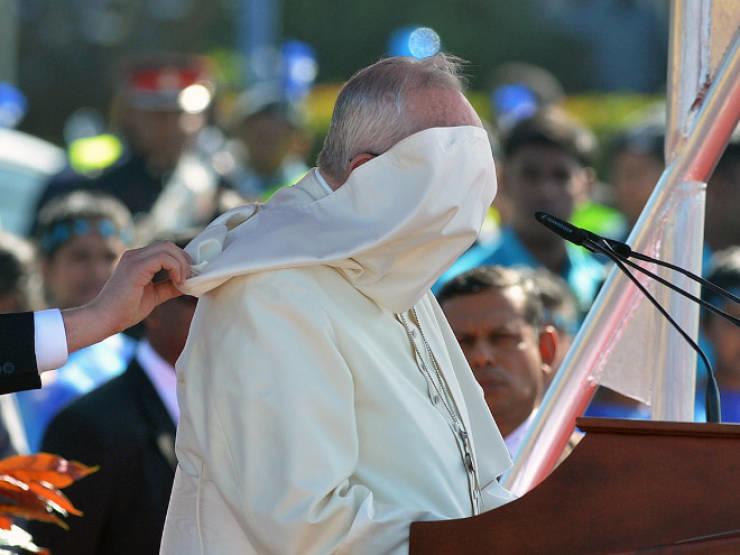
[{"left": 34, "top": 309, "right": 69, "bottom": 374}]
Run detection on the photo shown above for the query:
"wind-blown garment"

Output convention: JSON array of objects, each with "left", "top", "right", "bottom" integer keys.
[{"left": 161, "top": 127, "right": 514, "bottom": 554}]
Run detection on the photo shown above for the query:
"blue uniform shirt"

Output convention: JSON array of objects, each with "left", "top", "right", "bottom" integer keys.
[{"left": 435, "top": 227, "right": 605, "bottom": 311}]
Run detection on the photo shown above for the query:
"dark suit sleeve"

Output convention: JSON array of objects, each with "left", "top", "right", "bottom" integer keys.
[
  {"left": 28, "top": 408, "right": 111, "bottom": 555},
  {"left": 0, "top": 313, "right": 42, "bottom": 394}
]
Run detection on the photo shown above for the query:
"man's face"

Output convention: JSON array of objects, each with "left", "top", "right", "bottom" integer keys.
[
  {"left": 125, "top": 107, "right": 203, "bottom": 172},
  {"left": 704, "top": 302, "right": 740, "bottom": 380},
  {"left": 43, "top": 229, "right": 126, "bottom": 309},
  {"left": 612, "top": 150, "right": 663, "bottom": 225},
  {"left": 505, "top": 144, "right": 591, "bottom": 228},
  {"left": 145, "top": 295, "right": 197, "bottom": 366},
  {"left": 236, "top": 114, "right": 296, "bottom": 175},
  {"left": 443, "top": 287, "right": 553, "bottom": 436}
]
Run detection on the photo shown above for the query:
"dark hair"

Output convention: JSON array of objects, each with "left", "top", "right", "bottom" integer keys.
[
  {"left": 608, "top": 123, "right": 665, "bottom": 165},
  {"left": 503, "top": 108, "right": 597, "bottom": 167},
  {"left": 525, "top": 268, "right": 579, "bottom": 336},
  {"left": 703, "top": 247, "right": 740, "bottom": 317},
  {"left": 35, "top": 191, "right": 133, "bottom": 258},
  {"left": 437, "top": 265, "right": 544, "bottom": 328},
  {"left": 713, "top": 138, "right": 740, "bottom": 180},
  {"left": 0, "top": 231, "right": 42, "bottom": 311}
]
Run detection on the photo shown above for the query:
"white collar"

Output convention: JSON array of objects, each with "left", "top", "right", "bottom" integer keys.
[
  {"left": 136, "top": 340, "right": 179, "bottom": 425},
  {"left": 181, "top": 126, "right": 496, "bottom": 313},
  {"left": 313, "top": 168, "right": 334, "bottom": 194},
  {"left": 504, "top": 410, "right": 537, "bottom": 459}
]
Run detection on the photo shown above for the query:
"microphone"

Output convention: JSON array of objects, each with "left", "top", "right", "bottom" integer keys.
[
  {"left": 534, "top": 212, "right": 595, "bottom": 251},
  {"left": 535, "top": 212, "right": 740, "bottom": 307},
  {"left": 534, "top": 212, "right": 740, "bottom": 326},
  {"left": 535, "top": 211, "right": 731, "bottom": 423}
]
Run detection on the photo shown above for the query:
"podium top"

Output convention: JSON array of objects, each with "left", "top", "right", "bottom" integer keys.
[
  {"left": 576, "top": 417, "right": 740, "bottom": 438},
  {"left": 410, "top": 417, "right": 740, "bottom": 555}
]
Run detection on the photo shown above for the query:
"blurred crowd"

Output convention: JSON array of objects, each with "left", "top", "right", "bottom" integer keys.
[{"left": 0, "top": 51, "right": 738, "bottom": 552}]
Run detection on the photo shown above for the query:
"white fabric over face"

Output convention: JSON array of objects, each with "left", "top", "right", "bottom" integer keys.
[{"left": 179, "top": 125, "right": 497, "bottom": 314}]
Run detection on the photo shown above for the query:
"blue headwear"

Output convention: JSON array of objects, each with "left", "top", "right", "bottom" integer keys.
[{"left": 39, "top": 218, "right": 132, "bottom": 256}]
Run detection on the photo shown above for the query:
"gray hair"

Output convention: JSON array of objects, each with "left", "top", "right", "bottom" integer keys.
[{"left": 317, "top": 54, "right": 466, "bottom": 183}]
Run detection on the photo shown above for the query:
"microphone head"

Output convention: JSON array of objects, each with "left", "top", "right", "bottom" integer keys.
[{"left": 534, "top": 212, "right": 589, "bottom": 247}]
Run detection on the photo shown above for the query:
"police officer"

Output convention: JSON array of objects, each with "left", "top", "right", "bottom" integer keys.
[{"left": 37, "top": 54, "right": 234, "bottom": 234}]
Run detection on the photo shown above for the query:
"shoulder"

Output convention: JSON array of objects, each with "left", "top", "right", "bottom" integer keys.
[
  {"left": 49, "top": 370, "right": 134, "bottom": 433},
  {"left": 89, "top": 152, "right": 146, "bottom": 187},
  {"left": 188, "top": 266, "right": 362, "bottom": 354},
  {"left": 207, "top": 266, "right": 347, "bottom": 311}
]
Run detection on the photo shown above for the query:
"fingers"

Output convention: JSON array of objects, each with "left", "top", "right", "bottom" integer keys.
[
  {"left": 119, "top": 242, "right": 191, "bottom": 285},
  {"left": 157, "top": 241, "right": 192, "bottom": 282},
  {"left": 153, "top": 280, "right": 184, "bottom": 304}
]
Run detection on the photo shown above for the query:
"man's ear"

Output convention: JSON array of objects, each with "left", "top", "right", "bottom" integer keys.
[
  {"left": 538, "top": 325, "right": 559, "bottom": 370},
  {"left": 349, "top": 153, "right": 376, "bottom": 173}
]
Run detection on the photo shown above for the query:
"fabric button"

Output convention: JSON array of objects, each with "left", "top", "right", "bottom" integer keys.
[{"left": 1, "top": 362, "right": 15, "bottom": 375}]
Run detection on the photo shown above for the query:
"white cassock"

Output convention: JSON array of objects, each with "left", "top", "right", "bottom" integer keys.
[{"left": 160, "top": 126, "right": 515, "bottom": 555}]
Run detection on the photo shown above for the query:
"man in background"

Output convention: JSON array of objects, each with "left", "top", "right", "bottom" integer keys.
[
  {"left": 608, "top": 124, "right": 665, "bottom": 238},
  {"left": 437, "top": 109, "right": 604, "bottom": 312},
  {"left": 32, "top": 259, "right": 197, "bottom": 554},
  {"left": 37, "top": 192, "right": 133, "bottom": 311},
  {"left": 16, "top": 192, "right": 136, "bottom": 450},
  {"left": 229, "top": 92, "right": 311, "bottom": 200},
  {"left": 439, "top": 266, "right": 558, "bottom": 458},
  {"left": 526, "top": 267, "right": 579, "bottom": 374},
  {"left": 37, "top": 54, "right": 230, "bottom": 233}
]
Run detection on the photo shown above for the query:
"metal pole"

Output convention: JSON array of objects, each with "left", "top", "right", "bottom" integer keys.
[{"left": 238, "top": 0, "right": 283, "bottom": 87}]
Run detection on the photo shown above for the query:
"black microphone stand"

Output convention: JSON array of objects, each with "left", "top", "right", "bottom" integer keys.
[
  {"left": 534, "top": 211, "right": 733, "bottom": 423},
  {"left": 583, "top": 236, "right": 722, "bottom": 423},
  {"left": 595, "top": 238, "right": 740, "bottom": 306},
  {"left": 597, "top": 244, "right": 740, "bottom": 328}
]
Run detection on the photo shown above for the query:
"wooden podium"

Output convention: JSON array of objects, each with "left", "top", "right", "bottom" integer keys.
[{"left": 409, "top": 418, "right": 740, "bottom": 554}]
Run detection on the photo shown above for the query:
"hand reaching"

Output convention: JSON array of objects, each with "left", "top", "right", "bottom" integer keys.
[{"left": 63, "top": 242, "right": 192, "bottom": 353}]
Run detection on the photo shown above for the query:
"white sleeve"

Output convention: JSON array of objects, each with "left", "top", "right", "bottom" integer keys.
[
  {"left": 186, "top": 274, "right": 440, "bottom": 555},
  {"left": 33, "top": 309, "right": 69, "bottom": 374}
]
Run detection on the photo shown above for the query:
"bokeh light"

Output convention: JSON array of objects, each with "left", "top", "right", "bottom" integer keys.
[
  {"left": 388, "top": 26, "right": 441, "bottom": 59},
  {"left": 178, "top": 84, "right": 213, "bottom": 113},
  {"left": 0, "top": 83, "right": 28, "bottom": 129},
  {"left": 408, "top": 27, "right": 441, "bottom": 59}
]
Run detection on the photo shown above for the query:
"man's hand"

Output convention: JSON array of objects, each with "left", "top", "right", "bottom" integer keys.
[{"left": 62, "top": 242, "right": 191, "bottom": 353}]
